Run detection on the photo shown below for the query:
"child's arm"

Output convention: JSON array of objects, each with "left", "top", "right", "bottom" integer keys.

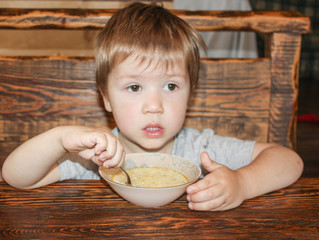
[
  {"left": 2, "top": 126, "right": 125, "bottom": 189},
  {"left": 186, "top": 143, "right": 303, "bottom": 211}
]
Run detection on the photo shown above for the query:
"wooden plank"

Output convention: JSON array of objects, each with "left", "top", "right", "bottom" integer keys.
[
  {"left": 186, "top": 58, "right": 270, "bottom": 142},
  {"left": 269, "top": 33, "right": 301, "bottom": 149},
  {"left": 0, "top": 57, "right": 270, "bottom": 118},
  {"left": 0, "top": 57, "right": 100, "bottom": 116},
  {"left": 0, "top": 56, "right": 106, "bottom": 165},
  {"left": 0, "top": 9, "right": 310, "bottom": 33},
  {"left": 184, "top": 117, "right": 269, "bottom": 142},
  {"left": 193, "top": 59, "right": 270, "bottom": 117}
]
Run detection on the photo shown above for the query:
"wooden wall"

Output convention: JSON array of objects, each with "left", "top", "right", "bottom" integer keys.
[
  {"left": 0, "top": 0, "right": 173, "bottom": 57},
  {"left": 0, "top": 8, "right": 310, "bottom": 181}
]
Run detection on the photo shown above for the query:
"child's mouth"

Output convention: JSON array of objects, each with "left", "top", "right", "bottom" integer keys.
[{"left": 143, "top": 125, "right": 164, "bottom": 138}]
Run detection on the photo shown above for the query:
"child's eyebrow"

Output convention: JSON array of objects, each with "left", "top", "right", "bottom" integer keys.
[
  {"left": 117, "top": 74, "right": 141, "bottom": 81},
  {"left": 165, "top": 74, "right": 188, "bottom": 81},
  {"left": 166, "top": 73, "right": 187, "bottom": 78},
  {"left": 119, "top": 73, "right": 185, "bottom": 78}
]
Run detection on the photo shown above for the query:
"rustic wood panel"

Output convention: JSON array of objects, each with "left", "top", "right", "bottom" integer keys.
[
  {"left": 0, "top": 9, "right": 310, "bottom": 33},
  {"left": 0, "top": 57, "right": 103, "bottom": 165},
  {"left": 0, "top": 178, "right": 318, "bottom": 239},
  {"left": 0, "top": 9, "right": 311, "bottom": 171},
  {"left": 186, "top": 58, "right": 271, "bottom": 141},
  {"left": 269, "top": 33, "right": 302, "bottom": 149},
  {"left": 0, "top": 58, "right": 270, "bottom": 119},
  {"left": 0, "top": 57, "right": 271, "bottom": 164},
  {"left": 0, "top": 57, "right": 100, "bottom": 117}
]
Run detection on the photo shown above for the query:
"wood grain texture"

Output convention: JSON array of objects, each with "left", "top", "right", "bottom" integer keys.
[
  {"left": 0, "top": 9, "right": 310, "bottom": 33},
  {"left": 0, "top": 178, "right": 318, "bottom": 239},
  {"left": 186, "top": 58, "right": 271, "bottom": 141},
  {"left": 269, "top": 33, "right": 302, "bottom": 149},
  {"left": 0, "top": 10, "right": 310, "bottom": 168},
  {"left": 0, "top": 56, "right": 109, "bottom": 165}
]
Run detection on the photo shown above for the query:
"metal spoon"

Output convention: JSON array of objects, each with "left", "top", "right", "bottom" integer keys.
[{"left": 120, "top": 167, "right": 132, "bottom": 186}]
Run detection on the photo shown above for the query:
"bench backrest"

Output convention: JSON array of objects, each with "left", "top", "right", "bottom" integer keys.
[{"left": 0, "top": 9, "right": 310, "bottom": 166}]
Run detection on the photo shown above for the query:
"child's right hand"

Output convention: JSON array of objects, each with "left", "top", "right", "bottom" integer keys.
[{"left": 61, "top": 126, "right": 125, "bottom": 169}]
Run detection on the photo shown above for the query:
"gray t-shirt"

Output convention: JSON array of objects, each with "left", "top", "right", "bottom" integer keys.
[{"left": 58, "top": 127, "right": 255, "bottom": 181}]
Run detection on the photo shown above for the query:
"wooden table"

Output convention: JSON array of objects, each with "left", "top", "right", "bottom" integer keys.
[{"left": 1, "top": 178, "right": 318, "bottom": 239}]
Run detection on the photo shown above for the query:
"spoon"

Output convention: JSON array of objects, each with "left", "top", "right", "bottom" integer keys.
[{"left": 120, "top": 167, "right": 132, "bottom": 186}]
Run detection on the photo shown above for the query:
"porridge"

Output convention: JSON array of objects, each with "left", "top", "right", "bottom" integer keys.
[{"left": 112, "top": 167, "right": 188, "bottom": 187}]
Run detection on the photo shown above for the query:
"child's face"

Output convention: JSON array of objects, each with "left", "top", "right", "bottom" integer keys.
[{"left": 102, "top": 54, "right": 190, "bottom": 153}]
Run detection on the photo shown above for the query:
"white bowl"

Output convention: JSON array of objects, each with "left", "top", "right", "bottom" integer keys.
[{"left": 99, "top": 153, "right": 201, "bottom": 207}]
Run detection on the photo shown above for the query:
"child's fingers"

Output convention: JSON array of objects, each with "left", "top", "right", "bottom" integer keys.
[
  {"left": 94, "top": 131, "right": 123, "bottom": 161},
  {"left": 187, "top": 183, "right": 223, "bottom": 203},
  {"left": 200, "top": 152, "right": 223, "bottom": 173},
  {"left": 109, "top": 152, "right": 125, "bottom": 168},
  {"left": 99, "top": 136, "right": 121, "bottom": 161},
  {"left": 188, "top": 195, "right": 225, "bottom": 211},
  {"left": 189, "top": 196, "right": 241, "bottom": 211},
  {"left": 78, "top": 149, "right": 99, "bottom": 163},
  {"left": 92, "top": 131, "right": 111, "bottom": 155},
  {"left": 76, "top": 128, "right": 125, "bottom": 168},
  {"left": 78, "top": 142, "right": 108, "bottom": 165},
  {"left": 101, "top": 140, "right": 125, "bottom": 168},
  {"left": 186, "top": 173, "right": 218, "bottom": 195},
  {"left": 96, "top": 134, "right": 116, "bottom": 159}
]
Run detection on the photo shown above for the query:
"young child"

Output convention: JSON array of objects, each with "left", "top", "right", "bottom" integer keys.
[{"left": 2, "top": 2, "right": 303, "bottom": 211}]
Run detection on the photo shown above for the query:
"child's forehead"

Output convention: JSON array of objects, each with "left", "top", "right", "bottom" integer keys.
[{"left": 120, "top": 52, "right": 187, "bottom": 73}]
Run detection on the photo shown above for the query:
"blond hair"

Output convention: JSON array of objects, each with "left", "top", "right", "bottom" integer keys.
[{"left": 95, "top": 2, "right": 206, "bottom": 93}]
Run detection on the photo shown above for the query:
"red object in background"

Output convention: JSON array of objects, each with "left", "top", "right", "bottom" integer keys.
[{"left": 297, "top": 113, "right": 319, "bottom": 123}]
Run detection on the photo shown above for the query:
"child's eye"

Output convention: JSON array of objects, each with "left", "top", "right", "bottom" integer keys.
[
  {"left": 164, "top": 83, "right": 178, "bottom": 91},
  {"left": 127, "top": 85, "right": 141, "bottom": 92}
]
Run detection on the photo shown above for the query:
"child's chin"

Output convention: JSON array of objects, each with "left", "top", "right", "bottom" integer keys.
[{"left": 139, "top": 139, "right": 172, "bottom": 153}]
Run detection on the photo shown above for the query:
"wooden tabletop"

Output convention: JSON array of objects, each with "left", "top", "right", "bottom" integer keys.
[{"left": 1, "top": 178, "right": 318, "bottom": 239}]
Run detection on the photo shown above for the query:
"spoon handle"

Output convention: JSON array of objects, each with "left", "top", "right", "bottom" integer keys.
[{"left": 120, "top": 167, "right": 132, "bottom": 186}]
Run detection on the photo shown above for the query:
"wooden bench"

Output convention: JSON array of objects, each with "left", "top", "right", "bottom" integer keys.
[{"left": 0, "top": 9, "right": 310, "bottom": 173}]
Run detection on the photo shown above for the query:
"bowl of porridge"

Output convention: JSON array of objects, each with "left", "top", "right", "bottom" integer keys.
[{"left": 99, "top": 153, "right": 201, "bottom": 207}]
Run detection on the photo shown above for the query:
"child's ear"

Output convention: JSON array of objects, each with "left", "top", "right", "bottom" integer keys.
[{"left": 99, "top": 89, "right": 112, "bottom": 112}]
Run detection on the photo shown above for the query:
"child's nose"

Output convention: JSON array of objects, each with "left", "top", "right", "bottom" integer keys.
[{"left": 142, "top": 91, "right": 164, "bottom": 114}]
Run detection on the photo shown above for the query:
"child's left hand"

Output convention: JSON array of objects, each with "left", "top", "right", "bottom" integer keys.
[{"left": 186, "top": 152, "right": 246, "bottom": 211}]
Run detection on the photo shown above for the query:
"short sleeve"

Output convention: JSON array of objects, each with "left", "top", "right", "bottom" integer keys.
[
  {"left": 58, "top": 153, "right": 100, "bottom": 181},
  {"left": 172, "top": 128, "right": 256, "bottom": 172}
]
